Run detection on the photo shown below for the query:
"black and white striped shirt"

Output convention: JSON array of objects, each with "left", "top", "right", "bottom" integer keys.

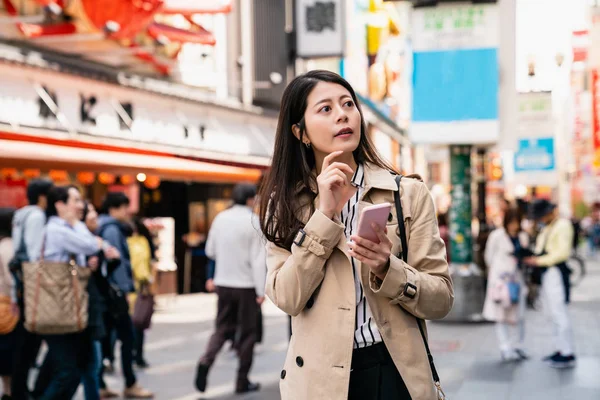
[{"left": 341, "top": 164, "right": 383, "bottom": 349}]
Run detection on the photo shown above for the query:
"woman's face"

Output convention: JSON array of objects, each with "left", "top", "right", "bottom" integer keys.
[
  {"left": 85, "top": 204, "right": 99, "bottom": 233},
  {"left": 507, "top": 219, "right": 520, "bottom": 236},
  {"left": 297, "top": 81, "right": 362, "bottom": 158}
]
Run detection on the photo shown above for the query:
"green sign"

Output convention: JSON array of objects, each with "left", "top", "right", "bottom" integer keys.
[
  {"left": 422, "top": 6, "right": 486, "bottom": 32},
  {"left": 449, "top": 145, "right": 473, "bottom": 264}
]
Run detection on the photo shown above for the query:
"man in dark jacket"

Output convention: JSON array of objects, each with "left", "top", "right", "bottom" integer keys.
[{"left": 97, "top": 192, "right": 153, "bottom": 399}]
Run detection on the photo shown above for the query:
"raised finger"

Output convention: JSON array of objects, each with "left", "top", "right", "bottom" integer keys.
[{"left": 322, "top": 151, "right": 344, "bottom": 171}]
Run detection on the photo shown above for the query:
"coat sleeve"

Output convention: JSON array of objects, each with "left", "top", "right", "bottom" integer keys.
[
  {"left": 265, "top": 210, "right": 344, "bottom": 317},
  {"left": 369, "top": 182, "right": 454, "bottom": 320}
]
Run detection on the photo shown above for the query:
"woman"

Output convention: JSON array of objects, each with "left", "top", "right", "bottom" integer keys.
[
  {"left": 258, "top": 70, "right": 453, "bottom": 400},
  {"left": 127, "top": 218, "right": 154, "bottom": 369},
  {"left": 0, "top": 208, "right": 18, "bottom": 400},
  {"left": 483, "top": 209, "right": 529, "bottom": 362}
]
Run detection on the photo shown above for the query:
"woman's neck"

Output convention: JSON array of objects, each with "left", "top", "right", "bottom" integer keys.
[{"left": 315, "top": 151, "right": 358, "bottom": 175}]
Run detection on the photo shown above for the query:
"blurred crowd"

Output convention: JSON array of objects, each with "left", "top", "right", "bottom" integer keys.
[{"left": 0, "top": 179, "right": 156, "bottom": 400}]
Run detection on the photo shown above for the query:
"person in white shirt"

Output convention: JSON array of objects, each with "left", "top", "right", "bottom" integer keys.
[{"left": 194, "top": 183, "right": 266, "bottom": 395}]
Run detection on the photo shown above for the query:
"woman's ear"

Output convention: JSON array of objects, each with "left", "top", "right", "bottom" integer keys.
[
  {"left": 292, "top": 124, "right": 301, "bottom": 141},
  {"left": 292, "top": 124, "right": 311, "bottom": 146}
]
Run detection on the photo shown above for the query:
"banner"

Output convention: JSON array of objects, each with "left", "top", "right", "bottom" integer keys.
[
  {"left": 512, "top": 92, "right": 557, "bottom": 186},
  {"left": 592, "top": 70, "right": 600, "bottom": 173},
  {"left": 296, "top": 0, "right": 345, "bottom": 58},
  {"left": 410, "top": 3, "right": 499, "bottom": 145}
]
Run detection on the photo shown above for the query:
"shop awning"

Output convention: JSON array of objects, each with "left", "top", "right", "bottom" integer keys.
[{"left": 0, "top": 139, "right": 262, "bottom": 183}]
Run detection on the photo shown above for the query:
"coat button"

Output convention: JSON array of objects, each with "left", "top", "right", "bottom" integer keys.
[
  {"left": 280, "top": 369, "right": 286, "bottom": 379},
  {"left": 306, "top": 297, "right": 314, "bottom": 309},
  {"left": 296, "top": 356, "right": 304, "bottom": 367}
]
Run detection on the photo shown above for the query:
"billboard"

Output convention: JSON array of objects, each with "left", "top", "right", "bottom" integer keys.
[{"left": 410, "top": 3, "right": 499, "bottom": 144}]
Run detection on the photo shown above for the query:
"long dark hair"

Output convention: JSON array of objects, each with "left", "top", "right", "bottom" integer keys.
[{"left": 259, "top": 70, "right": 396, "bottom": 250}]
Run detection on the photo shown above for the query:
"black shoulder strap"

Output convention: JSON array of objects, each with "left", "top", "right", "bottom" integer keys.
[{"left": 393, "top": 175, "right": 441, "bottom": 385}]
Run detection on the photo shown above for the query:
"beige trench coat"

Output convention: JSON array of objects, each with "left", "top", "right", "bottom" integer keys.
[{"left": 265, "top": 163, "right": 454, "bottom": 400}]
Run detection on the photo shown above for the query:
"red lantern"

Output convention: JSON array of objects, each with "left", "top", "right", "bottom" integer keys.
[
  {"left": 23, "top": 169, "right": 41, "bottom": 179},
  {"left": 144, "top": 175, "right": 161, "bottom": 189},
  {"left": 0, "top": 168, "right": 19, "bottom": 179},
  {"left": 77, "top": 172, "right": 96, "bottom": 186},
  {"left": 78, "top": 0, "right": 164, "bottom": 40},
  {"left": 98, "top": 172, "right": 116, "bottom": 185},
  {"left": 120, "top": 174, "right": 134, "bottom": 185},
  {"left": 49, "top": 170, "right": 69, "bottom": 183}
]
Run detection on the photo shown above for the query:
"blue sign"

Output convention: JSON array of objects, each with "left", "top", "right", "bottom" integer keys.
[
  {"left": 514, "top": 138, "right": 555, "bottom": 172},
  {"left": 412, "top": 48, "right": 499, "bottom": 122}
]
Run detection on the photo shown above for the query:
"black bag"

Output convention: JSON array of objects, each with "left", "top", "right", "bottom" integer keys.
[
  {"left": 106, "top": 282, "right": 129, "bottom": 321},
  {"left": 393, "top": 175, "right": 446, "bottom": 400}
]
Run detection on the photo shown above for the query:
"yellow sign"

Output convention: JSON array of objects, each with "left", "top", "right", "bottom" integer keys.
[{"left": 594, "top": 148, "right": 600, "bottom": 169}]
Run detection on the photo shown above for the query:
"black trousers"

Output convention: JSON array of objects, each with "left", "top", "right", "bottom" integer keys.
[
  {"left": 99, "top": 311, "right": 137, "bottom": 389},
  {"left": 199, "top": 287, "right": 258, "bottom": 387},
  {"left": 11, "top": 321, "right": 42, "bottom": 400},
  {"left": 348, "top": 342, "right": 412, "bottom": 400},
  {"left": 34, "top": 333, "right": 84, "bottom": 400}
]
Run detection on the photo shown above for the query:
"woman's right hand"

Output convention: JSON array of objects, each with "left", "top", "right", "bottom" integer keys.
[{"left": 317, "top": 151, "right": 354, "bottom": 219}]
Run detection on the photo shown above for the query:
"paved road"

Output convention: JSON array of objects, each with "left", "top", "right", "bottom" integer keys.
[{"left": 75, "top": 257, "right": 600, "bottom": 400}]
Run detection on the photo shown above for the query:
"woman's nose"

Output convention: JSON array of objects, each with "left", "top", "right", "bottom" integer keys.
[{"left": 336, "top": 107, "right": 349, "bottom": 123}]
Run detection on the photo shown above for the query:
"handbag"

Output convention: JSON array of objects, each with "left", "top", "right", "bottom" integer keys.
[
  {"left": 132, "top": 283, "right": 154, "bottom": 330},
  {"left": 507, "top": 281, "right": 520, "bottom": 305},
  {"left": 22, "top": 238, "right": 91, "bottom": 335},
  {"left": 394, "top": 175, "right": 446, "bottom": 400},
  {"left": 106, "top": 282, "right": 130, "bottom": 321},
  {"left": 0, "top": 295, "right": 18, "bottom": 335}
]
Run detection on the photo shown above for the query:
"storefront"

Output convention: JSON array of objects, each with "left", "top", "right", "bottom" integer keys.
[{"left": 0, "top": 44, "right": 276, "bottom": 294}]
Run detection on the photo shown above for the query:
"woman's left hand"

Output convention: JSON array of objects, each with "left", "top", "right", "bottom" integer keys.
[{"left": 349, "top": 223, "right": 392, "bottom": 280}]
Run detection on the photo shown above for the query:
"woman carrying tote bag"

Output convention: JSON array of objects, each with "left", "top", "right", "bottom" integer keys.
[
  {"left": 482, "top": 209, "right": 530, "bottom": 362},
  {"left": 28, "top": 186, "right": 117, "bottom": 400},
  {"left": 258, "top": 70, "right": 454, "bottom": 400}
]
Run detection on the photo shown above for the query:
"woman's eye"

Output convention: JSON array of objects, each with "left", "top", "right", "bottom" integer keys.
[
  {"left": 344, "top": 101, "right": 354, "bottom": 107},
  {"left": 319, "top": 105, "right": 331, "bottom": 113}
]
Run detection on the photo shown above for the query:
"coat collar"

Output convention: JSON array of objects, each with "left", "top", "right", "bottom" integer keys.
[{"left": 362, "top": 162, "right": 398, "bottom": 193}]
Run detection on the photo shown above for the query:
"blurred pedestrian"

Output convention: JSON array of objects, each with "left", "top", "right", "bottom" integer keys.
[
  {"left": 194, "top": 183, "right": 266, "bottom": 395},
  {"left": 10, "top": 179, "right": 52, "bottom": 400},
  {"left": 81, "top": 202, "right": 119, "bottom": 400},
  {"left": 0, "top": 208, "right": 18, "bottom": 400},
  {"left": 34, "top": 185, "right": 116, "bottom": 399},
  {"left": 524, "top": 199, "right": 577, "bottom": 368},
  {"left": 483, "top": 209, "right": 530, "bottom": 362},
  {"left": 98, "top": 193, "right": 153, "bottom": 399},
  {"left": 585, "top": 204, "right": 600, "bottom": 258},
  {"left": 258, "top": 71, "right": 452, "bottom": 400},
  {"left": 127, "top": 218, "right": 155, "bottom": 369},
  {"left": 437, "top": 213, "right": 450, "bottom": 263}
]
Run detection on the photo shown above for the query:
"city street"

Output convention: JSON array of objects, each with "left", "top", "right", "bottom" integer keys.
[{"left": 80, "top": 257, "right": 600, "bottom": 400}]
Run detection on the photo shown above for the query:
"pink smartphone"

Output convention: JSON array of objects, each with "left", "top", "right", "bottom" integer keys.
[{"left": 356, "top": 203, "right": 392, "bottom": 243}]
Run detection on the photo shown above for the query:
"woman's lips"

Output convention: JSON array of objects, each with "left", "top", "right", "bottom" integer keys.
[{"left": 335, "top": 128, "right": 353, "bottom": 138}]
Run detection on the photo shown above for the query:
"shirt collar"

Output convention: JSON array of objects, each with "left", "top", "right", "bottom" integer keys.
[{"left": 351, "top": 164, "right": 365, "bottom": 189}]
